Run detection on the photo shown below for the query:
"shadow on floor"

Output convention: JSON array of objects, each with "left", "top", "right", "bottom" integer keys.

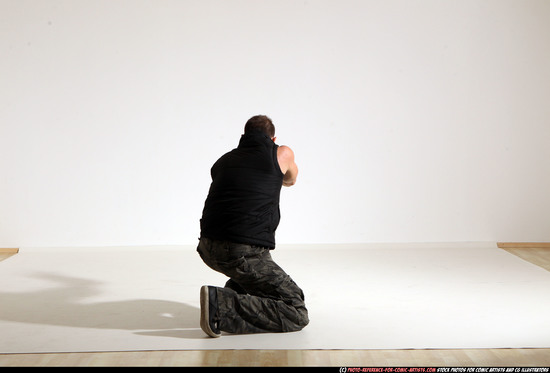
[{"left": 0, "top": 272, "right": 200, "bottom": 335}]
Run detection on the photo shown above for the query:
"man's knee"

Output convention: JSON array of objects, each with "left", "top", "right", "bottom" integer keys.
[{"left": 298, "top": 307, "right": 309, "bottom": 329}]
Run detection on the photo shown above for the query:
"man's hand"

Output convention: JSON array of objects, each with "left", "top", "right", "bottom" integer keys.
[{"left": 277, "top": 145, "right": 298, "bottom": 187}]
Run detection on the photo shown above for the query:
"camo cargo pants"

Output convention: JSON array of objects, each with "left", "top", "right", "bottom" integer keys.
[{"left": 197, "top": 237, "right": 309, "bottom": 334}]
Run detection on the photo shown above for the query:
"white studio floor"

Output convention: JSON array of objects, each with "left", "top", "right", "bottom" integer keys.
[{"left": 1, "top": 242, "right": 549, "bottom": 354}]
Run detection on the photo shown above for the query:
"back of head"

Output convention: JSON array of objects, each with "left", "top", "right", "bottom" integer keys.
[{"left": 244, "top": 115, "right": 275, "bottom": 138}]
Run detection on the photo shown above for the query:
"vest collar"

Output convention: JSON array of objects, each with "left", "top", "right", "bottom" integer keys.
[{"left": 238, "top": 131, "right": 274, "bottom": 148}]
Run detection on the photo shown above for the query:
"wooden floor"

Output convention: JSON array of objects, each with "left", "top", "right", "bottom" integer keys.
[{"left": 1, "top": 247, "right": 549, "bottom": 367}]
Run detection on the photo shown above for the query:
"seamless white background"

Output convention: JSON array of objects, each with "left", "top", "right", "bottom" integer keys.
[{"left": 1, "top": 0, "right": 550, "bottom": 248}]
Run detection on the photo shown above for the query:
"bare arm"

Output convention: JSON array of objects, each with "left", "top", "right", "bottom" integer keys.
[{"left": 277, "top": 145, "right": 298, "bottom": 187}]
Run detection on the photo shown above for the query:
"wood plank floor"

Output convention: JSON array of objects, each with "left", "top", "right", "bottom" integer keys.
[{"left": 1, "top": 247, "right": 549, "bottom": 367}]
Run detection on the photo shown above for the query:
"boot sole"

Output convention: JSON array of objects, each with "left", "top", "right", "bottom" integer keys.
[{"left": 200, "top": 286, "right": 221, "bottom": 338}]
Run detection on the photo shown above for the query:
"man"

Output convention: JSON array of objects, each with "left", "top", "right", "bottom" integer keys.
[{"left": 197, "top": 115, "right": 309, "bottom": 337}]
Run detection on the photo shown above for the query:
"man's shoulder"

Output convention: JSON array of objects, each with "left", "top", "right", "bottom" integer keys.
[{"left": 277, "top": 145, "right": 295, "bottom": 160}]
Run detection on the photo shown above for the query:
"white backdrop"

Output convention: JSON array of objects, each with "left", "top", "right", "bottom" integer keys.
[{"left": 1, "top": 0, "right": 550, "bottom": 248}]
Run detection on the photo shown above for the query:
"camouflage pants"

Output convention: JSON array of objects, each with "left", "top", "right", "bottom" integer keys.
[{"left": 197, "top": 237, "right": 309, "bottom": 334}]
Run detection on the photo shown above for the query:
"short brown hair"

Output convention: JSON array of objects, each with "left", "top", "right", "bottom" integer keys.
[{"left": 244, "top": 115, "right": 275, "bottom": 138}]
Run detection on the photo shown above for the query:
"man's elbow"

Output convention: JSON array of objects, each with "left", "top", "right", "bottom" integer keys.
[{"left": 283, "top": 178, "right": 297, "bottom": 187}]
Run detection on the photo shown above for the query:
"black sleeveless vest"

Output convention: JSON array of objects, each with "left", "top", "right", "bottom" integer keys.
[{"left": 200, "top": 131, "right": 284, "bottom": 248}]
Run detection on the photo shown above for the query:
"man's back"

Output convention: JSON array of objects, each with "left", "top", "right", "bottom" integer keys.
[{"left": 200, "top": 131, "right": 284, "bottom": 248}]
